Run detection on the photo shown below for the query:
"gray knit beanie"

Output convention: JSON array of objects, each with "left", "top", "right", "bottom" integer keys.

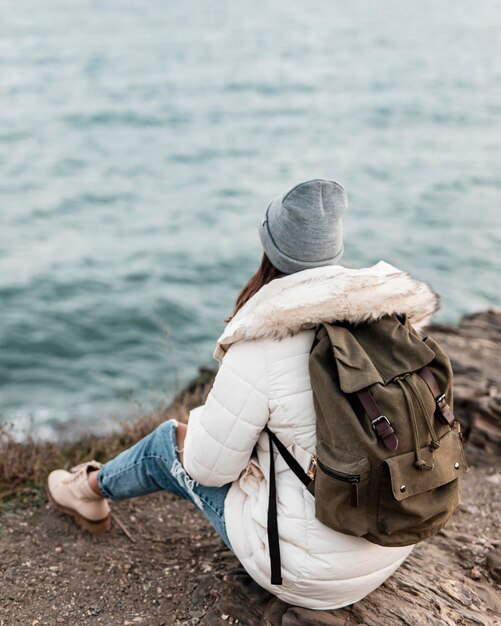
[{"left": 258, "top": 179, "right": 348, "bottom": 274}]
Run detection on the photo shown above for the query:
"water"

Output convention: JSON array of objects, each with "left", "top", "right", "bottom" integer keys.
[{"left": 1, "top": 0, "right": 500, "bottom": 436}]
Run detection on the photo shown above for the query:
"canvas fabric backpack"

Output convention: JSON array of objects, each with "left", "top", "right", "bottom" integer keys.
[{"left": 265, "top": 313, "right": 467, "bottom": 585}]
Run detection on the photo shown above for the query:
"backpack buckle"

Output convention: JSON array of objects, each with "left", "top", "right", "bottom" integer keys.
[
  {"left": 371, "top": 415, "right": 399, "bottom": 451},
  {"left": 436, "top": 393, "right": 446, "bottom": 409},
  {"left": 435, "top": 393, "right": 456, "bottom": 426},
  {"left": 371, "top": 415, "right": 391, "bottom": 431},
  {"left": 307, "top": 456, "right": 317, "bottom": 481},
  {"left": 357, "top": 388, "right": 399, "bottom": 450}
]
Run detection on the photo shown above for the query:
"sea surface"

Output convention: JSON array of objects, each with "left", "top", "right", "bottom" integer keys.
[{"left": 1, "top": 0, "right": 500, "bottom": 436}]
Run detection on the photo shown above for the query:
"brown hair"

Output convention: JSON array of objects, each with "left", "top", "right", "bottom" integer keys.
[{"left": 225, "top": 252, "right": 286, "bottom": 324}]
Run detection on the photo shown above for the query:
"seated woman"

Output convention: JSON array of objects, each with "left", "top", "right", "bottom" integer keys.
[{"left": 47, "top": 179, "right": 438, "bottom": 610}]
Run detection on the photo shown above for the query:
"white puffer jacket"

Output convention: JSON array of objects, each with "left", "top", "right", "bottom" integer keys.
[{"left": 183, "top": 261, "right": 439, "bottom": 610}]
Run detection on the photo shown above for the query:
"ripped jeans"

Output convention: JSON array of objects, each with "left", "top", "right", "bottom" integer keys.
[{"left": 98, "top": 419, "right": 232, "bottom": 550}]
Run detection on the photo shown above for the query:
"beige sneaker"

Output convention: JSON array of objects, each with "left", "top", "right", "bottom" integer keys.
[{"left": 46, "top": 461, "right": 111, "bottom": 533}]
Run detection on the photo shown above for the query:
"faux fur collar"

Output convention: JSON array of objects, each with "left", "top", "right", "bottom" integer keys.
[{"left": 213, "top": 260, "right": 439, "bottom": 361}]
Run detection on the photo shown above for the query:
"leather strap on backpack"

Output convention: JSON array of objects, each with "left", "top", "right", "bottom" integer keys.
[
  {"left": 265, "top": 426, "right": 312, "bottom": 585},
  {"left": 417, "top": 366, "right": 456, "bottom": 427},
  {"left": 356, "top": 389, "right": 399, "bottom": 451}
]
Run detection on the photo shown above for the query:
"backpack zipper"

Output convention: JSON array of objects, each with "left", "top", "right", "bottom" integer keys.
[{"left": 316, "top": 459, "right": 360, "bottom": 507}]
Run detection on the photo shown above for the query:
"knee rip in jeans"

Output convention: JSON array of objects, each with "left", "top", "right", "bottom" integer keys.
[{"left": 171, "top": 459, "right": 204, "bottom": 511}]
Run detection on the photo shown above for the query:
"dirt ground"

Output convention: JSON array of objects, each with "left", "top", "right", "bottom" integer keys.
[{"left": 0, "top": 490, "right": 236, "bottom": 626}]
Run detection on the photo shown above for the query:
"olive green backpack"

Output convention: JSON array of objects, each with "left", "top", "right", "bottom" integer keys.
[{"left": 265, "top": 313, "right": 467, "bottom": 585}]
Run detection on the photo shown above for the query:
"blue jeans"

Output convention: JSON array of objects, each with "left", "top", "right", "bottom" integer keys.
[{"left": 98, "top": 419, "right": 232, "bottom": 550}]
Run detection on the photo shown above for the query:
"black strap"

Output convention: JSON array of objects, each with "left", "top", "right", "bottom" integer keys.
[
  {"left": 265, "top": 427, "right": 311, "bottom": 487},
  {"left": 265, "top": 427, "right": 313, "bottom": 585},
  {"left": 267, "top": 429, "right": 282, "bottom": 585}
]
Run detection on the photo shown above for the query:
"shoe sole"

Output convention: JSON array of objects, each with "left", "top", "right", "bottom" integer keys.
[{"left": 45, "top": 481, "right": 112, "bottom": 534}]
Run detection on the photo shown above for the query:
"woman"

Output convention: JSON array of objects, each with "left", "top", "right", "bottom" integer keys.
[{"left": 47, "top": 179, "right": 438, "bottom": 610}]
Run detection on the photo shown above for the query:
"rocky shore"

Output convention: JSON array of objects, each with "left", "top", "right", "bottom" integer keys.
[{"left": 1, "top": 310, "right": 500, "bottom": 626}]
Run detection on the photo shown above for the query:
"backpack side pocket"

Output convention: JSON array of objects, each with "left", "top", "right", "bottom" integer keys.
[{"left": 315, "top": 441, "right": 371, "bottom": 537}]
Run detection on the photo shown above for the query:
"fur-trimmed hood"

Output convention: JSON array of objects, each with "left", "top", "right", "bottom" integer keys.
[{"left": 214, "top": 260, "right": 439, "bottom": 361}]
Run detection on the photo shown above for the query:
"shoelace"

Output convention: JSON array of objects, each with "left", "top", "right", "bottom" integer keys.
[{"left": 63, "top": 461, "right": 100, "bottom": 484}]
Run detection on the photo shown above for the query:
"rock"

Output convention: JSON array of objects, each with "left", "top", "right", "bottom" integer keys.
[
  {"left": 281, "top": 607, "right": 348, "bottom": 625},
  {"left": 486, "top": 548, "right": 501, "bottom": 583},
  {"left": 471, "top": 567, "right": 482, "bottom": 580},
  {"left": 426, "top": 309, "right": 501, "bottom": 464},
  {"left": 486, "top": 473, "right": 501, "bottom": 485}
]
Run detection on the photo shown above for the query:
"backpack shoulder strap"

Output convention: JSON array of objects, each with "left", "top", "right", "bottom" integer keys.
[
  {"left": 266, "top": 428, "right": 282, "bottom": 585},
  {"left": 264, "top": 427, "right": 312, "bottom": 585},
  {"left": 265, "top": 426, "right": 311, "bottom": 487}
]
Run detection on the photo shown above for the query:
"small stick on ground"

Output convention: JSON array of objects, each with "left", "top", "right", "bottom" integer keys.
[{"left": 111, "top": 511, "right": 135, "bottom": 542}]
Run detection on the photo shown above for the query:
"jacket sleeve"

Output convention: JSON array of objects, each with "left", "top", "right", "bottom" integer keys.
[{"left": 182, "top": 338, "right": 269, "bottom": 487}]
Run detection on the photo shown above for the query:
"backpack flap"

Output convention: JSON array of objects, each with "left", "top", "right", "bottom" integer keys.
[
  {"left": 323, "top": 324, "right": 383, "bottom": 392},
  {"left": 323, "top": 316, "right": 436, "bottom": 393},
  {"left": 384, "top": 426, "right": 467, "bottom": 502}
]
